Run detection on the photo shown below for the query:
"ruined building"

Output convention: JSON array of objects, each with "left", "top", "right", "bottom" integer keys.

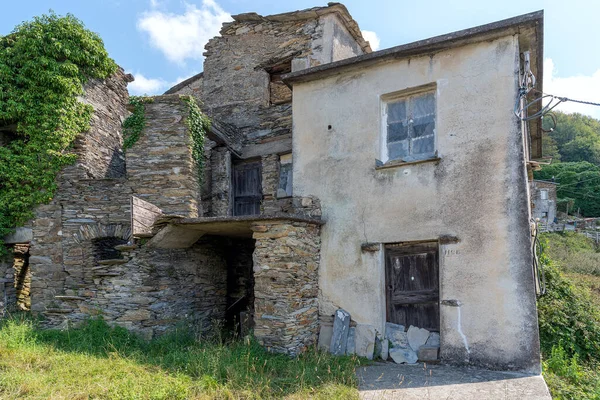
[{"left": 0, "top": 4, "right": 545, "bottom": 372}]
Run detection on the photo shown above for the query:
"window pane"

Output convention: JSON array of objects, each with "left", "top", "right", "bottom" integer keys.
[
  {"left": 388, "top": 140, "right": 409, "bottom": 160},
  {"left": 412, "top": 93, "right": 435, "bottom": 118},
  {"left": 388, "top": 122, "right": 409, "bottom": 142},
  {"left": 412, "top": 136, "right": 434, "bottom": 156},
  {"left": 412, "top": 117, "right": 435, "bottom": 138},
  {"left": 388, "top": 100, "right": 406, "bottom": 123}
]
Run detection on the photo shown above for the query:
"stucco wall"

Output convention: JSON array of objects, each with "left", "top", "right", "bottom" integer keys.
[{"left": 291, "top": 36, "right": 540, "bottom": 372}]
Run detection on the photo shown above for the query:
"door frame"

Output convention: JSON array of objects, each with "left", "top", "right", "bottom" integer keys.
[
  {"left": 231, "top": 158, "right": 263, "bottom": 217},
  {"left": 383, "top": 240, "right": 440, "bottom": 332}
]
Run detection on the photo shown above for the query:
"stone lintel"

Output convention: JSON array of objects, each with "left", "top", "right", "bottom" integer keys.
[{"left": 146, "top": 224, "right": 205, "bottom": 249}]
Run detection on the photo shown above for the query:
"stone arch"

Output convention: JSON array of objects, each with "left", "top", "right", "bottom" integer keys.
[{"left": 72, "top": 223, "right": 131, "bottom": 244}]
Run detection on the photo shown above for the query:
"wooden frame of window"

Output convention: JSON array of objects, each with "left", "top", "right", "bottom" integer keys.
[{"left": 380, "top": 84, "right": 437, "bottom": 164}]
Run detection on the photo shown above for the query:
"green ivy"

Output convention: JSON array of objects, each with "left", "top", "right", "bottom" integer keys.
[
  {"left": 122, "top": 96, "right": 153, "bottom": 151},
  {"left": 181, "top": 96, "right": 210, "bottom": 184},
  {"left": 0, "top": 13, "right": 117, "bottom": 254}
]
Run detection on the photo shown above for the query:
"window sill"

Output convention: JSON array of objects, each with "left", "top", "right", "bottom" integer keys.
[{"left": 376, "top": 157, "right": 441, "bottom": 170}]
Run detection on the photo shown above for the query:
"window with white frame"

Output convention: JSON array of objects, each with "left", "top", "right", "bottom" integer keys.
[
  {"left": 382, "top": 90, "right": 436, "bottom": 163},
  {"left": 540, "top": 189, "right": 548, "bottom": 200}
]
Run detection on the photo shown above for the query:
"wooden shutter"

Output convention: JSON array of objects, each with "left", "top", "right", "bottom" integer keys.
[
  {"left": 233, "top": 161, "right": 262, "bottom": 216},
  {"left": 385, "top": 242, "right": 439, "bottom": 331}
]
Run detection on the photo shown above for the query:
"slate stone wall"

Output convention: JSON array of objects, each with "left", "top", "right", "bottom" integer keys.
[
  {"left": 67, "top": 69, "right": 132, "bottom": 180},
  {"left": 251, "top": 220, "right": 321, "bottom": 355},
  {"left": 126, "top": 95, "right": 200, "bottom": 218}
]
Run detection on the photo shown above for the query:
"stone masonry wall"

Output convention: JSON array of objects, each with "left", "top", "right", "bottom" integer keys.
[
  {"left": 66, "top": 69, "right": 132, "bottom": 180},
  {"left": 36, "top": 238, "right": 227, "bottom": 338},
  {"left": 209, "top": 147, "right": 232, "bottom": 216},
  {"left": 29, "top": 178, "right": 132, "bottom": 321},
  {"left": 251, "top": 220, "right": 321, "bottom": 355},
  {"left": 202, "top": 9, "right": 367, "bottom": 148},
  {"left": 127, "top": 95, "right": 200, "bottom": 218}
]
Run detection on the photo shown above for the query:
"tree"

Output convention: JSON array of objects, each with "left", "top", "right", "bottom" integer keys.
[{"left": 534, "top": 162, "right": 600, "bottom": 217}]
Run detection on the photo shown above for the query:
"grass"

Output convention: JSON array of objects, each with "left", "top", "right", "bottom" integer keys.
[
  {"left": 538, "top": 232, "right": 600, "bottom": 399},
  {"left": 0, "top": 316, "right": 363, "bottom": 399}
]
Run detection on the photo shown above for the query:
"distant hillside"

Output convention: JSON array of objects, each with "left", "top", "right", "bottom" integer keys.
[
  {"left": 534, "top": 112, "right": 600, "bottom": 217},
  {"left": 543, "top": 111, "right": 600, "bottom": 165}
]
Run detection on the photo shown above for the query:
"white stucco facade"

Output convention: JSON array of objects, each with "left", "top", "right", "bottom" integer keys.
[{"left": 290, "top": 35, "right": 541, "bottom": 372}]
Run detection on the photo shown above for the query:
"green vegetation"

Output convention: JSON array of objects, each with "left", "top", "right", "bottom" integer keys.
[
  {"left": 0, "top": 316, "right": 362, "bottom": 399},
  {"left": 182, "top": 95, "right": 210, "bottom": 185},
  {"left": 534, "top": 162, "right": 600, "bottom": 216},
  {"left": 0, "top": 13, "right": 117, "bottom": 254},
  {"left": 535, "top": 111, "right": 600, "bottom": 217},
  {"left": 122, "top": 96, "right": 153, "bottom": 151},
  {"left": 538, "top": 232, "right": 600, "bottom": 399}
]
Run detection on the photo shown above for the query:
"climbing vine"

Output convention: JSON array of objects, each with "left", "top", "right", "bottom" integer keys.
[
  {"left": 122, "top": 96, "right": 152, "bottom": 151},
  {"left": 181, "top": 96, "right": 210, "bottom": 184},
  {"left": 0, "top": 13, "right": 117, "bottom": 254}
]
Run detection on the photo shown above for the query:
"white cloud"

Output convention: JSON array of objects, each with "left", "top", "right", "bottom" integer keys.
[
  {"left": 544, "top": 58, "right": 600, "bottom": 119},
  {"left": 362, "top": 30, "right": 380, "bottom": 51},
  {"left": 137, "top": 0, "right": 232, "bottom": 66},
  {"left": 128, "top": 73, "right": 168, "bottom": 95}
]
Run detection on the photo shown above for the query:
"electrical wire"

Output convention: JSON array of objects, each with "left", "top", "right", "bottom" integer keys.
[{"left": 531, "top": 219, "right": 546, "bottom": 296}]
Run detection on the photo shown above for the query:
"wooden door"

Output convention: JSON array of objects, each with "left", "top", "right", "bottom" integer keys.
[
  {"left": 233, "top": 161, "right": 262, "bottom": 216},
  {"left": 385, "top": 242, "right": 439, "bottom": 331}
]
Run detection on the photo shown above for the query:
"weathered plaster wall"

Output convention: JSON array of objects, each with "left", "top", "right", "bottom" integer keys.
[
  {"left": 291, "top": 36, "right": 540, "bottom": 372},
  {"left": 127, "top": 95, "right": 200, "bottom": 218}
]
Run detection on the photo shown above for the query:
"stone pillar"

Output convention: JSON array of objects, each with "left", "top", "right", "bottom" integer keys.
[
  {"left": 210, "top": 147, "right": 232, "bottom": 216},
  {"left": 251, "top": 220, "right": 321, "bottom": 355},
  {"left": 126, "top": 95, "right": 200, "bottom": 217}
]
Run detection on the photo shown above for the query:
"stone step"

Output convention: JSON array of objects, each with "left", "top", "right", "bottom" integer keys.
[
  {"left": 114, "top": 244, "right": 137, "bottom": 251},
  {"left": 93, "top": 272, "right": 121, "bottom": 277},
  {"left": 54, "top": 295, "right": 86, "bottom": 301},
  {"left": 133, "top": 232, "right": 154, "bottom": 239},
  {"left": 98, "top": 259, "right": 127, "bottom": 265},
  {"left": 43, "top": 308, "right": 73, "bottom": 314}
]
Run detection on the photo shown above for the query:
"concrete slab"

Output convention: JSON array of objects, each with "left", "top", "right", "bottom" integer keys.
[{"left": 357, "top": 363, "right": 551, "bottom": 400}]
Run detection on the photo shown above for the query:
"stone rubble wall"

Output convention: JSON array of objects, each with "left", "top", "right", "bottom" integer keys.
[
  {"left": 67, "top": 69, "right": 132, "bottom": 180},
  {"left": 29, "top": 178, "right": 132, "bottom": 319},
  {"left": 251, "top": 220, "right": 321, "bottom": 355},
  {"left": 209, "top": 147, "right": 232, "bottom": 216},
  {"left": 203, "top": 18, "right": 317, "bottom": 144},
  {"left": 126, "top": 95, "right": 200, "bottom": 218},
  {"left": 38, "top": 239, "right": 227, "bottom": 338}
]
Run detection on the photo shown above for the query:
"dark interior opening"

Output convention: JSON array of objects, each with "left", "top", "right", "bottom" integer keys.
[
  {"left": 223, "top": 237, "right": 256, "bottom": 335},
  {"left": 0, "top": 123, "right": 18, "bottom": 147},
  {"left": 91, "top": 237, "right": 127, "bottom": 261}
]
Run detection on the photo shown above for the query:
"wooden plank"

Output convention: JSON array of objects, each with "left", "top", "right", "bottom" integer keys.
[
  {"left": 233, "top": 161, "right": 262, "bottom": 216},
  {"left": 131, "top": 196, "right": 163, "bottom": 236},
  {"left": 386, "top": 242, "right": 439, "bottom": 331}
]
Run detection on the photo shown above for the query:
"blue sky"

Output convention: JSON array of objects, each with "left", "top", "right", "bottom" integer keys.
[{"left": 2, "top": 0, "right": 599, "bottom": 117}]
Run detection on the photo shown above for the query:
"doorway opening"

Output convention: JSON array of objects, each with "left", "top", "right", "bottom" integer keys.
[
  {"left": 232, "top": 159, "right": 262, "bottom": 216},
  {"left": 385, "top": 242, "right": 439, "bottom": 330}
]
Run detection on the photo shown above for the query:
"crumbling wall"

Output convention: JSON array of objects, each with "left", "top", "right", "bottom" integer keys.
[
  {"left": 202, "top": 7, "right": 368, "bottom": 150},
  {"left": 67, "top": 69, "right": 132, "bottom": 179},
  {"left": 251, "top": 220, "right": 321, "bottom": 355},
  {"left": 29, "top": 178, "right": 132, "bottom": 321},
  {"left": 126, "top": 95, "right": 200, "bottom": 217}
]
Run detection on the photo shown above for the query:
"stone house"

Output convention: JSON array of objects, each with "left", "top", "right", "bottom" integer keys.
[
  {"left": 531, "top": 180, "right": 558, "bottom": 225},
  {"left": 0, "top": 3, "right": 544, "bottom": 373}
]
